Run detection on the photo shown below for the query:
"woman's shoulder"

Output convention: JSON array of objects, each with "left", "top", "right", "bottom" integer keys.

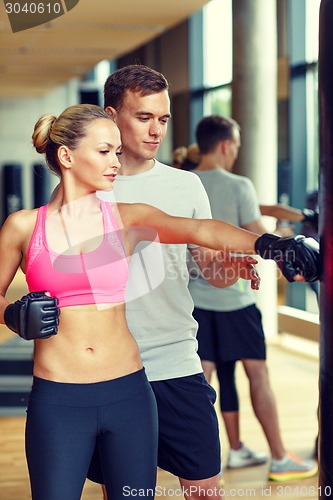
[
  {"left": 7, "top": 208, "right": 38, "bottom": 222},
  {"left": 0, "top": 209, "right": 39, "bottom": 253},
  {"left": 3, "top": 209, "right": 38, "bottom": 235}
]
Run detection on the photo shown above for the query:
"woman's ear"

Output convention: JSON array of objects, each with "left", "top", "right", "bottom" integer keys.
[
  {"left": 105, "top": 106, "right": 118, "bottom": 123},
  {"left": 58, "top": 146, "right": 72, "bottom": 169}
]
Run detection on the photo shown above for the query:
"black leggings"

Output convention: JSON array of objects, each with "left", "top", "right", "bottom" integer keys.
[
  {"left": 216, "top": 361, "right": 239, "bottom": 412},
  {"left": 25, "top": 369, "right": 158, "bottom": 500}
]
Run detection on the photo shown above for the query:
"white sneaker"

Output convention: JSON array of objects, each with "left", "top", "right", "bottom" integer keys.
[{"left": 227, "top": 443, "right": 268, "bottom": 468}]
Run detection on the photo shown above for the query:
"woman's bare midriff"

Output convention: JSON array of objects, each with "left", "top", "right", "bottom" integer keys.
[{"left": 33, "top": 303, "right": 143, "bottom": 383}]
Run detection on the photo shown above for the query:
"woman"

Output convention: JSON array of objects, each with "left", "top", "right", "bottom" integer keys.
[{"left": 0, "top": 104, "right": 310, "bottom": 500}]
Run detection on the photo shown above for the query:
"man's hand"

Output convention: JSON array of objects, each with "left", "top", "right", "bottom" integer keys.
[{"left": 224, "top": 255, "right": 260, "bottom": 290}]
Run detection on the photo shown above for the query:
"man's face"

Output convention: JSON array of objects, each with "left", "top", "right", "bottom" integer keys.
[{"left": 109, "top": 90, "right": 171, "bottom": 165}]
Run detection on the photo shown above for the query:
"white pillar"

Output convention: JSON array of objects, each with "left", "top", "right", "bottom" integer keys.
[{"left": 232, "top": 0, "right": 278, "bottom": 337}]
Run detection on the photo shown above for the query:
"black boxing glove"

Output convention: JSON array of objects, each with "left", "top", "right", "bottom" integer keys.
[
  {"left": 4, "top": 291, "right": 60, "bottom": 340},
  {"left": 255, "top": 233, "right": 320, "bottom": 283},
  {"left": 302, "top": 208, "right": 319, "bottom": 229}
]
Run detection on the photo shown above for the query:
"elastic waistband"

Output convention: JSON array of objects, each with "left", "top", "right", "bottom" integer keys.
[{"left": 31, "top": 368, "right": 150, "bottom": 407}]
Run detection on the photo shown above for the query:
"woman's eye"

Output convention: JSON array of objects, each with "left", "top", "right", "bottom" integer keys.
[
  {"left": 116, "top": 151, "right": 123, "bottom": 157},
  {"left": 100, "top": 150, "right": 109, "bottom": 154}
]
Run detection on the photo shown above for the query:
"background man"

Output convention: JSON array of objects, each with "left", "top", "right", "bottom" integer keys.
[{"left": 189, "top": 114, "right": 318, "bottom": 481}]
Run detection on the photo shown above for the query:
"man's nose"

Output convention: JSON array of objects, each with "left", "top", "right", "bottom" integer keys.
[{"left": 150, "top": 121, "right": 161, "bottom": 136}]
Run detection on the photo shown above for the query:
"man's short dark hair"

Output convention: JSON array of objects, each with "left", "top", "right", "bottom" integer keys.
[
  {"left": 104, "top": 64, "right": 169, "bottom": 111},
  {"left": 196, "top": 115, "right": 240, "bottom": 154}
]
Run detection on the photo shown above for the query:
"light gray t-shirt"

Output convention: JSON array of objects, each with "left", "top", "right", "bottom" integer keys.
[
  {"left": 189, "top": 169, "right": 261, "bottom": 312},
  {"left": 99, "top": 161, "right": 212, "bottom": 381}
]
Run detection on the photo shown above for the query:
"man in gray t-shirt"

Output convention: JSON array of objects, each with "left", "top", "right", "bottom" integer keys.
[
  {"left": 190, "top": 115, "right": 318, "bottom": 482},
  {"left": 89, "top": 65, "right": 261, "bottom": 500}
]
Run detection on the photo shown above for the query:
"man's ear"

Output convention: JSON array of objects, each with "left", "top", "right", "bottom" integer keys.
[
  {"left": 220, "top": 139, "right": 229, "bottom": 155},
  {"left": 105, "top": 106, "right": 117, "bottom": 123},
  {"left": 58, "top": 146, "right": 72, "bottom": 169}
]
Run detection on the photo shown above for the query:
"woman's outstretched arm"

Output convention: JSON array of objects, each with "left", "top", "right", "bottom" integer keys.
[{"left": 119, "top": 203, "right": 320, "bottom": 284}]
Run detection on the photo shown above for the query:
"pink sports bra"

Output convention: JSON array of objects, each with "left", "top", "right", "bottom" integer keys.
[{"left": 25, "top": 202, "right": 129, "bottom": 307}]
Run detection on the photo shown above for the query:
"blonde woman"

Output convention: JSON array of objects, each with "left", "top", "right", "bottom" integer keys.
[{"left": 0, "top": 104, "right": 318, "bottom": 499}]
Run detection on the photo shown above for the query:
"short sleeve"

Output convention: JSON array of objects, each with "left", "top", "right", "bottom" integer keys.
[
  {"left": 188, "top": 173, "right": 212, "bottom": 248},
  {"left": 191, "top": 174, "right": 212, "bottom": 219},
  {"left": 238, "top": 177, "right": 261, "bottom": 226}
]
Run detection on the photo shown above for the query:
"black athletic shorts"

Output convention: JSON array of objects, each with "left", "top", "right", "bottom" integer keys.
[
  {"left": 193, "top": 304, "right": 266, "bottom": 363},
  {"left": 150, "top": 373, "right": 221, "bottom": 480}
]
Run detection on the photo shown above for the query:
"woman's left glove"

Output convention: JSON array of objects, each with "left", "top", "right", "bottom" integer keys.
[{"left": 4, "top": 291, "right": 60, "bottom": 340}]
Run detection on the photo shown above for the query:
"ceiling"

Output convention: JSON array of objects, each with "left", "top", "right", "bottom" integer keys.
[{"left": 0, "top": 0, "right": 208, "bottom": 98}]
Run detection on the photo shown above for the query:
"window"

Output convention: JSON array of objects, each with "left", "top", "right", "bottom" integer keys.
[
  {"left": 203, "top": 0, "right": 232, "bottom": 87},
  {"left": 204, "top": 85, "right": 231, "bottom": 116}
]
